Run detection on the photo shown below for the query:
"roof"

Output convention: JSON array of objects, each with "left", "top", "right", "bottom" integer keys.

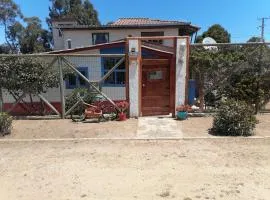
[
  {"left": 53, "top": 17, "right": 200, "bottom": 34},
  {"left": 110, "top": 18, "right": 191, "bottom": 26}
]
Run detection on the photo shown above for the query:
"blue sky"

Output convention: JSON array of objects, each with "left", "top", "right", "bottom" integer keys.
[{"left": 1, "top": 0, "right": 270, "bottom": 43}]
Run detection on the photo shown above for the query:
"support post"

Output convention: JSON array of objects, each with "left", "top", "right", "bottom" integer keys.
[
  {"left": 0, "top": 88, "right": 3, "bottom": 112},
  {"left": 7, "top": 93, "right": 26, "bottom": 113},
  {"left": 58, "top": 57, "right": 65, "bottom": 119},
  {"left": 38, "top": 94, "right": 61, "bottom": 117}
]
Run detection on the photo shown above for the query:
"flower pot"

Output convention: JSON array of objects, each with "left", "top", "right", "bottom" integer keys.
[
  {"left": 177, "top": 111, "right": 188, "bottom": 120},
  {"left": 118, "top": 112, "right": 127, "bottom": 121}
]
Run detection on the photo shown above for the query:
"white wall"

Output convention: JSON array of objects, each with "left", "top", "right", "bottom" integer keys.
[
  {"left": 175, "top": 38, "right": 188, "bottom": 115},
  {"left": 128, "top": 39, "right": 140, "bottom": 117},
  {"left": 54, "top": 28, "right": 178, "bottom": 50}
]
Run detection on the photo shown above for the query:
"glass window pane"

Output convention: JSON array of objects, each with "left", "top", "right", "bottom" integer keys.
[
  {"left": 104, "top": 71, "right": 115, "bottom": 84},
  {"left": 104, "top": 58, "right": 115, "bottom": 70},
  {"left": 93, "top": 33, "right": 109, "bottom": 45},
  {"left": 148, "top": 71, "right": 163, "bottom": 80},
  {"left": 68, "top": 74, "right": 76, "bottom": 86},
  {"left": 116, "top": 72, "right": 125, "bottom": 85},
  {"left": 79, "top": 70, "right": 87, "bottom": 86}
]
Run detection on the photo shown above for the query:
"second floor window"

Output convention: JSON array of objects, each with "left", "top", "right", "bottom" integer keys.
[
  {"left": 141, "top": 32, "right": 164, "bottom": 44},
  {"left": 92, "top": 33, "right": 109, "bottom": 45}
]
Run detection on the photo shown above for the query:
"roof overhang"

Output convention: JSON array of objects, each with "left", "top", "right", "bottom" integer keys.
[{"left": 48, "top": 40, "right": 174, "bottom": 56}]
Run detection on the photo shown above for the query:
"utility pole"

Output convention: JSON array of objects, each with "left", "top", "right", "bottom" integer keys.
[{"left": 258, "top": 17, "right": 270, "bottom": 42}]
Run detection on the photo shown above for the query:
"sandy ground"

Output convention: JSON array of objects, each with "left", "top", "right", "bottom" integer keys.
[
  {"left": 0, "top": 139, "right": 269, "bottom": 200},
  {"left": 4, "top": 114, "right": 270, "bottom": 139},
  {"left": 178, "top": 114, "right": 270, "bottom": 137},
  {"left": 7, "top": 119, "right": 138, "bottom": 139}
]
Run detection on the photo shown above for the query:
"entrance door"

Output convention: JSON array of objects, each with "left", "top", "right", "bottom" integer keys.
[{"left": 142, "top": 59, "right": 170, "bottom": 116}]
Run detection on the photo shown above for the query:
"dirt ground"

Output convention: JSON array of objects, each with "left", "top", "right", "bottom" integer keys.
[
  {"left": 0, "top": 139, "right": 269, "bottom": 200},
  {"left": 177, "top": 114, "right": 270, "bottom": 137},
  {"left": 7, "top": 118, "right": 138, "bottom": 139},
  {"left": 5, "top": 114, "right": 270, "bottom": 139}
]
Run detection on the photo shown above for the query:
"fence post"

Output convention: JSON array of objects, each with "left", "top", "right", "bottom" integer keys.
[
  {"left": 58, "top": 57, "right": 65, "bottom": 119},
  {"left": 0, "top": 87, "right": 3, "bottom": 112}
]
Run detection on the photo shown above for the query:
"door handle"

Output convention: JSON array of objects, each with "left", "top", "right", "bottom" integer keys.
[{"left": 142, "top": 84, "right": 146, "bottom": 87}]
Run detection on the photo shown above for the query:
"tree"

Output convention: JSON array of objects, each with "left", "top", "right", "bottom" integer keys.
[
  {"left": 0, "top": 57, "right": 60, "bottom": 114},
  {"left": 196, "top": 24, "right": 231, "bottom": 43},
  {"left": 0, "top": 0, "right": 23, "bottom": 51},
  {"left": 47, "top": 0, "right": 100, "bottom": 30},
  {"left": 0, "top": 43, "right": 11, "bottom": 53},
  {"left": 5, "top": 17, "right": 52, "bottom": 53},
  {"left": 20, "top": 17, "right": 51, "bottom": 53},
  {"left": 6, "top": 21, "right": 23, "bottom": 51},
  {"left": 247, "top": 36, "right": 261, "bottom": 43}
]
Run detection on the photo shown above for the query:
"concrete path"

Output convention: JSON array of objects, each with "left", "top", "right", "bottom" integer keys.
[{"left": 136, "top": 116, "right": 183, "bottom": 139}]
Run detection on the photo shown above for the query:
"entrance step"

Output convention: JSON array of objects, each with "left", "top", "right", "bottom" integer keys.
[{"left": 136, "top": 116, "right": 183, "bottom": 139}]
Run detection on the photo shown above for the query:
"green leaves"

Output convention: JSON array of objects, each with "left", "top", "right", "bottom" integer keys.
[
  {"left": 210, "top": 99, "right": 257, "bottom": 136},
  {"left": 0, "top": 57, "right": 59, "bottom": 94},
  {"left": 0, "top": 112, "right": 12, "bottom": 136}
]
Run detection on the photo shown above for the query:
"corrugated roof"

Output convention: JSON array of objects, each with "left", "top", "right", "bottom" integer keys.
[{"left": 111, "top": 18, "right": 190, "bottom": 26}]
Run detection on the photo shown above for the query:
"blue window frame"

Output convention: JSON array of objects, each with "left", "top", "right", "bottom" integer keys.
[
  {"left": 102, "top": 58, "right": 125, "bottom": 86},
  {"left": 101, "top": 47, "right": 126, "bottom": 87},
  {"left": 66, "top": 67, "right": 89, "bottom": 89}
]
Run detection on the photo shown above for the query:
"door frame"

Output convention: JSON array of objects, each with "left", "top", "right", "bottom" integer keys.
[
  {"left": 126, "top": 36, "right": 189, "bottom": 118},
  {"left": 140, "top": 55, "right": 175, "bottom": 117}
]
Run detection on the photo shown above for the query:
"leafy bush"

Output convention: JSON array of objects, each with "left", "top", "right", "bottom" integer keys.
[
  {"left": 210, "top": 99, "right": 257, "bottom": 136},
  {"left": 0, "top": 112, "right": 13, "bottom": 136},
  {"left": 65, "top": 88, "right": 96, "bottom": 115}
]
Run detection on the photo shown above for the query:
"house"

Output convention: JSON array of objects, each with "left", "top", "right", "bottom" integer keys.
[
  {"left": 3, "top": 18, "right": 198, "bottom": 117},
  {"left": 52, "top": 17, "right": 199, "bottom": 50}
]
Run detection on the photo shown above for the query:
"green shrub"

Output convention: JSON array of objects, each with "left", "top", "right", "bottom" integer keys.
[
  {"left": 65, "top": 88, "right": 96, "bottom": 115},
  {"left": 210, "top": 99, "right": 257, "bottom": 136},
  {"left": 0, "top": 112, "right": 13, "bottom": 136}
]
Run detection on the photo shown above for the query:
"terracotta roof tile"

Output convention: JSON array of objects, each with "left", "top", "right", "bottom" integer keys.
[{"left": 111, "top": 18, "right": 190, "bottom": 26}]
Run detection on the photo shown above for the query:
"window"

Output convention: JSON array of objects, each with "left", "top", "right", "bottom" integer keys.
[
  {"left": 58, "top": 29, "right": 62, "bottom": 37},
  {"left": 67, "top": 39, "right": 72, "bottom": 49},
  {"left": 148, "top": 71, "right": 163, "bottom": 80},
  {"left": 141, "top": 32, "right": 164, "bottom": 44},
  {"left": 92, "top": 33, "right": 109, "bottom": 45},
  {"left": 66, "top": 67, "right": 88, "bottom": 89},
  {"left": 102, "top": 58, "right": 125, "bottom": 86}
]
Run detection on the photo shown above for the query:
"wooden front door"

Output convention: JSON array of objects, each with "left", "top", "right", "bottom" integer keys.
[{"left": 142, "top": 59, "right": 170, "bottom": 116}]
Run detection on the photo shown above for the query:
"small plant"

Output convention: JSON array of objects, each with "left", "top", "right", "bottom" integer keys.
[
  {"left": 116, "top": 101, "right": 129, "bottom": 113},
  {"left": 116, "top": 101, "right": 129, "bottom": 121},
  {"left": 210, "top": 99, "right": 257, "bottom": 136},
  {"left": 65, "top": 88, "right": 96, "bottom": 115},
  {"left": 0, "top": 112, "right": 13, "bottom": 136},
  {"left": 176, "top": 105, "right": 192, "bottom": 112}
]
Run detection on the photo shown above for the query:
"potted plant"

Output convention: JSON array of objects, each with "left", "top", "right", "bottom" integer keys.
[
  {"left": 176, "top": 105, "right": 192, "bottom": 120},
  {"left": 116, "top": 101, "right": 129, "bottom": 121}
]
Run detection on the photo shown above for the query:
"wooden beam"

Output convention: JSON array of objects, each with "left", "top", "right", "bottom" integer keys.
[
  {"left": 65, "top": 100, "right": 81, "bottom": 116},
  {"left": 58, "top": 57, "right": 66, "bottom": 118},
  {"left": 38, "top": 94, "right": 61, "bottom": 116},
  {"left": 0, "top": 54, "right": 125, "bottom": 58},
  {"left": 0, "top": 88, "right": 3, "bottom": 112},
  {"left": 6, "top": 93, "right": 26, "bottom": 113},
  {"left": 61, "top": 57, "right": 120, "bottom": 111}
]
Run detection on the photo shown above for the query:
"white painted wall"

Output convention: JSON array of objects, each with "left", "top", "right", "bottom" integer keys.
[
  {"left": 53, "top": 28, "right": 178, "bottom": 50},
  {"left": 175, "top": 38, "right": 188, "bottom": 115},
  {"left": 128, "top": 39, "right": 140, "bottom": 117}
]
